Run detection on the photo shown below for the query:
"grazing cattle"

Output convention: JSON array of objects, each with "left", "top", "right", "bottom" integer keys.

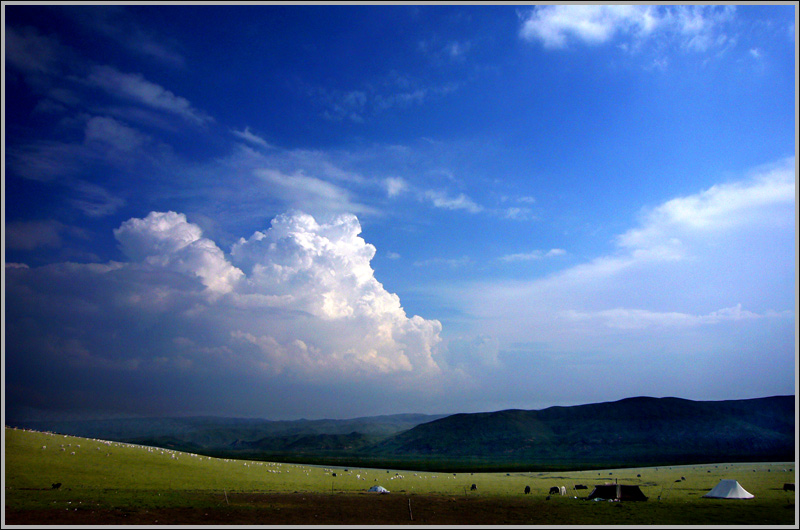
[
  {"left": 681, "top": 476, "right": 686, "bottom": 481},
  {"left": 784, "top": 483, "right": 795, "bottom": 492},
  {"left": 51, "top": 483, "right": 61, "bottom": 490},
  {"left": 574, "top": 484, "right": 588, "bottom": 490},
  {"left": 560, "top": 486, "right": 567, "bottom": 496},
  {"left": 470, "top": 484, "right": 477, "bottom": 491},
  {"left": 549, "top": 487, "right": 559, "bottom": 495},
  {"left": 524, "top": 485, "right": 531, "bottom": 494}
]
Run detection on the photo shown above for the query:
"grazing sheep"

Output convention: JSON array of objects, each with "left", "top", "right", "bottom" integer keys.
[
  {"left": 52, "top": 483, "right": 61, "bottom": 490},
  {"left": 524, "top": 485, "right": 531, "bottom": 494},
  {"left": 470, "top": 484, "right": 477, "bottom": 491}
]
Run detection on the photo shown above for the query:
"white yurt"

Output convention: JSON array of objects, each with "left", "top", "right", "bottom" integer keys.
[{"left": 702, "top": 479, "right": 754, "bottom": 499}]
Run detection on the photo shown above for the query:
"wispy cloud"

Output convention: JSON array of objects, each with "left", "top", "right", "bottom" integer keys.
[
  {"left": 499, "top": 249, "right": 565, "bottom": 262},
  {"left": 312, "top": 74, "right": 459, "bottom": 123},
  {"left": 87, "top": 65, "right": 212, "bottom": 125},
  {"left": 422, "top": 189, "right": 483, "bottom": 213},
  {"left": 502, "top": 206, "right": 535, "bottom": 221},
  {"left": 4, "top": 25, "right": 65, "bottom": 76},
  {"left": 65, "top": 6, "right": 186, "bottom": 68},
  {"left": 414, "top": 256, "right": 472, "bottom": 268},
  {"left": 562, "top": 303, "right": 789, "bottom": 331},
  {"left": 84, "top": 116, "right": 151, "bottom": 152},
  {"left": 418, "top": 38, "right": 471, "bottom": 64},
  {"left": 231, "top": 126, "right": 273, "bottom": 148},
  {"left": 520, "top": 5, "right": 737, "bottom": 53},
  {"left": 616, "top": 157, "right": 796, "bottom": 253},
  {"left": 254, "top": 168, "right": 376, "bottom": 216},
  {"left": 69, "top": 180, "right": 126, "bottom": 218}
]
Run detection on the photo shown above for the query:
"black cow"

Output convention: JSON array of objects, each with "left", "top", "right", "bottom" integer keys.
[
  {"left": 524, "top": 485, "right": 531, "bottom": 494},
  {"left": 549, "top": 486, "right": 559, "bottom": 495},
  {"left": 784, "top": 483, "right": 795, "bottom": 492},
  {"left": 51, "top": 483, "right": 61, "bottom": 490},
  {"left": 574, "top": 484, "right": 588, "bottom": 490},
  {"left": 470, "top": 484, "right": 477, "bottom": 491}
]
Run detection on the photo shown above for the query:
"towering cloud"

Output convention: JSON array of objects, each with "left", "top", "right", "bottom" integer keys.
[
  {"left": 5, "top": 211, "right": 444, "bottom": 418},
  {"left": 229, "top": 211, "right": 442, "bottom": 376}
]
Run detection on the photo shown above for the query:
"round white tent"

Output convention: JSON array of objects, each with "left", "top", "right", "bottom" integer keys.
[{"left": 702, "top": 479, "right": 754, "bottom": 499}]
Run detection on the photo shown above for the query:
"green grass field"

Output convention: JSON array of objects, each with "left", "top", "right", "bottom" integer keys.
[{"left": 4, "top": 427, "right": 797, "bottom": 525}]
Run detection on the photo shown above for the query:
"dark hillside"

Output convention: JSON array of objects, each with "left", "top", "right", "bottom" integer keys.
[{"left": 370, "top": 395, "right": 795, "bottom": 469}]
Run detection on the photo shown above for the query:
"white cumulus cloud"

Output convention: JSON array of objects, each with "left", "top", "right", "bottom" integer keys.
[{"left": 114, "top": 211, "right": 244, "bottom": 294}]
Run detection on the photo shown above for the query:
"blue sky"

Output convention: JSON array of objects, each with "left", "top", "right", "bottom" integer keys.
[{"left": 3, "top": 4, "right": 797, "bottom": 421}]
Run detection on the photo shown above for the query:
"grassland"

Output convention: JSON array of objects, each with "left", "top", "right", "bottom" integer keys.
[{"left": 4, "top": 427, "right": 796, "bottom": 525}]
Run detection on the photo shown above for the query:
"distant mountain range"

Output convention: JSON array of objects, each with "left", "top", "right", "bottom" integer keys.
[{"left": 11, "top": 396, "right": 795, "bottom": 472}]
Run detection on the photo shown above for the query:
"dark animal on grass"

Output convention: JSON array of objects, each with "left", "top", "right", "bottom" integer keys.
[
  {"left": 546, "top": 495, "right": 551, "bottom": 501},
  {"left": 51, "top": 483, "right": 61, "bottom": 490},
  {"left": 574, "top": 485, "right": 588, "bottom": 490},
  {"left": 784, "top": 483, "right": 795, "bottom": 492},
  {"left": 524, "top": 485, "right": 531, "bottom": 494},
  {"left": 549, "top": 487, "right": 559, "bottom": 495},
  {"left": 471, "top": 484, "right": 477, "bottom": 491}
]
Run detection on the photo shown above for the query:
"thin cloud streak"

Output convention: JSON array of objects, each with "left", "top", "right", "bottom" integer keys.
[{"left": 87, "top": 65, "right": 212, "bottom": 125}]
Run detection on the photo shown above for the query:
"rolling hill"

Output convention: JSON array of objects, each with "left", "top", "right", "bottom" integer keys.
[
  {"left": 9, "top": 396, "right": 794, "bottom": 471},
  {"left": 370, "top": 395, "right": 795, "bottom": 469}
]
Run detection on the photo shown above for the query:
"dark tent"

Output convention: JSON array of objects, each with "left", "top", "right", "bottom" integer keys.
[{"left": 586, "top": 484, "right": 648, "bottom": 501}]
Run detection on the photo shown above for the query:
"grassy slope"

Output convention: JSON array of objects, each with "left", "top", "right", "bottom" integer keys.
[{"left": 4, "top": 427, "right": 796, "bottom": 525}]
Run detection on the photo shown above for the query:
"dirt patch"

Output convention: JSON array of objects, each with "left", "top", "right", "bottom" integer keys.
[{"left": 5, "top": 492, "right": 567, "bottom": 525}]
